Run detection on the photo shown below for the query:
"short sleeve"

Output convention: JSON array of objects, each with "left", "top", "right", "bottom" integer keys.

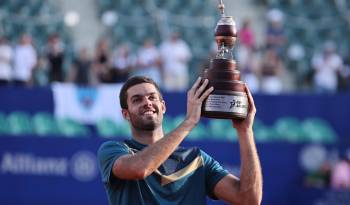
[
  {"left": 201, "top": 150, "right": 229, "bottom": 199},
  {"left": 97, "top": 141, "right": 129, "bottom": 184}
]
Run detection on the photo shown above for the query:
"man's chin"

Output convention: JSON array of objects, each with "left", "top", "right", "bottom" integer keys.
[
  {"left": 138, "top": 121, "right": 159, "bottom": 131},
  {"left": 131, "top": 114, "right": 161, "bottom": 131}
]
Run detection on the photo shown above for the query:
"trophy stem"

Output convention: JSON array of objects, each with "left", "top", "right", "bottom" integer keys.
[{"left": 218, "top": 0, "right": 225, "bottom": 16}]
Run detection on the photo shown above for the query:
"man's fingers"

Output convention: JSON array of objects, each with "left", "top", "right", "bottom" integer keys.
[
  {"left": 245, "top": 84, "right": 256, "bottom": 113},
  {"left": 189, "top": 77, "right": 202, "bottom": 95},
  {"left": 194, "top": 79, "right": 209, "bottom": 99},
  {"left": 199, "top": 86, "right": 214, "bottom": 102}
]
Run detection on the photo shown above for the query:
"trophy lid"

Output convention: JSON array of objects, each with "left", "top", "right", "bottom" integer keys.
[{"left": 217, "top": 16, "right": 236, "bottom": 26}]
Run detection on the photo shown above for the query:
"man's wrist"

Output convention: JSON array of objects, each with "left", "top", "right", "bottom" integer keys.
[
  {"left": 181, "top": 118, "right": 197, "bottom": 131},
  {"left": 236, "top": 128, "right": 254, "bottom": 138}
]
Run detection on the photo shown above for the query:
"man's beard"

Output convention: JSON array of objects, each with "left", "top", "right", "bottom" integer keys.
[
  {"left": 128, "top": 111, "right": 162, "bottom": 131},
  {"left": 134, "top": 120, "right": 158, "bottom": 131}
]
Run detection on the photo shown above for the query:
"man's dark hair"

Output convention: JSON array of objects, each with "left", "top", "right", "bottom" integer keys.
[{"left": 119, "top": 76, "right": 163, "bottom": 109}]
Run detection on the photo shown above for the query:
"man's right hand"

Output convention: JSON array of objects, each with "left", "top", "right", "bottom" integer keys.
[{"left": 185, "top": 77, "right": 214, "bottom": 127}]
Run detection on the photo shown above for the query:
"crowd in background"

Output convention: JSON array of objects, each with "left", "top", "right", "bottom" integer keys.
[
  {"left": 305, "top": 151, "right": 350, "bottom": 191},
  {"left": 0, "top": 31, "right": 192, "bottom": 92},
  {"left": 1, "top": 8, "right": 350, "bottom": 93},
  {"left": 235, "top": 8, "right": 350, "bottom": 94}
]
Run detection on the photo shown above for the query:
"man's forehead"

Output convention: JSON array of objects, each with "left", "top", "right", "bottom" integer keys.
[{"left": 127, "top": 83, "right": 160, "bottom": 97}]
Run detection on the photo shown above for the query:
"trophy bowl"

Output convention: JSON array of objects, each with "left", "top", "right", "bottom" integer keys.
[{"left": 215, "top": 16, "right": 237, "bottom": 49}]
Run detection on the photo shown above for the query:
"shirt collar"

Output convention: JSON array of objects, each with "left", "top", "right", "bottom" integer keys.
[{"left": 127, "top": 138, "right": 148, "bottom": 150}]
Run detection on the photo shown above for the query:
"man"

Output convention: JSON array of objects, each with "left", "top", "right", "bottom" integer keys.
[
  {"left": 12, "top": 33, "right": 37, "bottom": 86},
  {"left": 98, "top": 76, "right": 262, "bottom": 205},
  {"left": 159, "top": 32, "right": 192, "bottom": 91},
  {"left": 0, "top": 36, "right": 13, "bottom": 86},
  {"left": 311, "top": 41, "right": 343, "bottom": 93},
  {"left": 46, "top": 33, "right": 65, "bottom": 83},
  {"left": 135, "top": 39, "right": 162, "bottom": 86}
]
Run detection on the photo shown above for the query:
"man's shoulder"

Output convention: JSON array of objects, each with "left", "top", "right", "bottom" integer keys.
[
  {"left": 99, "top": 140, "right": 125, "bottom": 149},
  {"left": 97, "top": 140, "right": 129, "bottom": 155}
]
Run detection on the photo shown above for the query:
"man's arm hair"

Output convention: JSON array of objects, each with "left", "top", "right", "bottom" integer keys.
[
  {"left": 112, "top": 120, "right": 194, "bottom": 179},
  {"left": 213, "top": 130, "right": 262, "bottom": 205}
]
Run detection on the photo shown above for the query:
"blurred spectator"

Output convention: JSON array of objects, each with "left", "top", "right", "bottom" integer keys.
[
  {"left": 311, "top": 41, "right": 343, "bottom": 93},
  {"left": 111, "top": 43, "right": 135, "bottom": 83},
  {"left": 0, "top": 36, "right": 13, "bottom": 86},
  {"left": 331, "top": 157, "right": 350, "bottom": 190},
  {"left": 237, "top": 19, "right": 259, "bottom": 93},
  {"left": 93, "top": 38, "right": 112, "bottom": 83},
  {"left": 134, "top": 39, "right": 162, "bottom": 86},
  {"left": 304, "top": 160, "right": 331, "bottom": 188},
  {"left": 266, "top": 9, "right": 286, "bottom": 56},
  {"left": 159, "top": 32, "right": 192, "bottom": 91},
  {"left": 238, "top": 18, "right": 256, "bottom": 50},
  {"left": 260, "top": 48, "right": 284, "bottom": 94},
  {"left": 32, "top": 55, "right": 49, "bottom": 86},
  {"left": 12, "top": 33, "right": 37, "bottom": 86},
  {"left": 198, "top": 41, "right": 217, "bottom": 81},
  {"left": 239, "top": 53, "right": 260, "bottom": 93},
  {"left": 68, "top": 48, "right": 92, "bottom": 86},
  {"left": 338, "top": 53, "right": 350, "bottom": 91},
  {"left": 46, "top": 33, "right": 65, "bottom": 83},
  {"left": 287, "top": 43, "right": 307, "bottom": 89}
]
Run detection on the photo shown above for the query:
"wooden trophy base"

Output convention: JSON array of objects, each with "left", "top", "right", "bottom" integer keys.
[{"left": 201, "top": 59, "right": 248, "bottom": 120}]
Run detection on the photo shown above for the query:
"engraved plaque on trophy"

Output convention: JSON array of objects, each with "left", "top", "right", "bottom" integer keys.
[{"left": 201, "top": 0, "right": 249, "bottom": 119}]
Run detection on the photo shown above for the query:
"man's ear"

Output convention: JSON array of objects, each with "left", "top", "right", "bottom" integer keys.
[
  {"left": 161, "top": 100, "right": 166, "bottom": 114},
  {"left": 122, "top": 109, "right": 130, "bottom": 121}
]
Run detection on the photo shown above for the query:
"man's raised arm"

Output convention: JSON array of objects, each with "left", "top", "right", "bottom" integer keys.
[{"left": 213, "top": 84, "right": 263, "bottom": 205}]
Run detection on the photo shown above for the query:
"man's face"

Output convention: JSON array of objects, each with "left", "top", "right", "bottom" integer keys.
[{"left": 122, "top": 83, "right": 165, "bottom": 131}]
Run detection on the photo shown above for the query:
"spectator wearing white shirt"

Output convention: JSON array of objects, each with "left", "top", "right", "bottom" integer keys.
[
  {"left": 134, "top": 39, "right": 162, "bottom": 86},
  {"left": 159, "top": 32, "right": 192, "bottom": 91},
  {"left": 311, "top": 41, "right": 343, "bottom": 93},
  {"left": 0, "top": 36, "right": 13, "bottom": 86},
  {"left": 112, "top": 43, "right": 135, "bottom": 82},
  {"left": 13, "top": 33, "right": 37, "bottom": 86},
  {"left": 260, "top": 48, "right": 284, "bottom": 94}
]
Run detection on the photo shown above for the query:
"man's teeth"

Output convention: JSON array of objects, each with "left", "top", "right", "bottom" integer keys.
[{"left": 144, "top": 111, "right": 154, "bottom": 114}]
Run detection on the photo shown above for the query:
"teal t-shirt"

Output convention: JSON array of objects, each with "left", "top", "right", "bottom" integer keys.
[{"left": 97, "top": 139, "right": 229, "bottom": 205}]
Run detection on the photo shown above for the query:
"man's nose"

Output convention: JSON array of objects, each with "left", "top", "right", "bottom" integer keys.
[{"left": 143, "top": 98, "right": 153, "bottom": 107}]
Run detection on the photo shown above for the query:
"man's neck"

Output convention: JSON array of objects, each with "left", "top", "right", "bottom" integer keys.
[{"left": 131, "top": 127, "right": 164, "bottom": 145}]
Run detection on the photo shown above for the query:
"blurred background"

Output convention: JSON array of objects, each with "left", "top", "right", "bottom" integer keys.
[{"left": 1, "top": 0, "right": 350, "bottom": 204}]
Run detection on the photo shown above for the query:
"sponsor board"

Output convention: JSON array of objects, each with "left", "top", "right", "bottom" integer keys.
[{"left": 0, "top": 151, "right": 98, "bottom": 182}]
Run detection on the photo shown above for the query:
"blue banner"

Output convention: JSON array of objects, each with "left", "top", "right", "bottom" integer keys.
[
  {"left": 1, "top": 136, "right": 349, "bottom": 205},
  {"left": 1, "top": 86, "right": 350, "bottom": 140}
]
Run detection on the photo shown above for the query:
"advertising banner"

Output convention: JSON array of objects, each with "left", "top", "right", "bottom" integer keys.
[
  {"left": 52, "top": 83, "right": 123, "bottom": 124},
  {"left": 1, "top": 136, "right": 349, "bottom": 205}
]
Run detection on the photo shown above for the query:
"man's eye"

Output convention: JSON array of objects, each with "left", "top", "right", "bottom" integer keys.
[
  {"left": 149, "top": 95, "right": 157, "bottom": 101},
  {"left": 132, "top": 98, "right": 141, "bottom": 103}
]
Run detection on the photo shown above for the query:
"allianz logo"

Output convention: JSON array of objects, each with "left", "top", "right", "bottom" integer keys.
[{"left": 0, "top": 151, "right": 98, "bottom": 182}]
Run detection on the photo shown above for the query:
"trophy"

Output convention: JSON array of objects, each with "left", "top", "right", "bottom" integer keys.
[{"left": 201, "top": 0, "right": 248, "bottom": 119}]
